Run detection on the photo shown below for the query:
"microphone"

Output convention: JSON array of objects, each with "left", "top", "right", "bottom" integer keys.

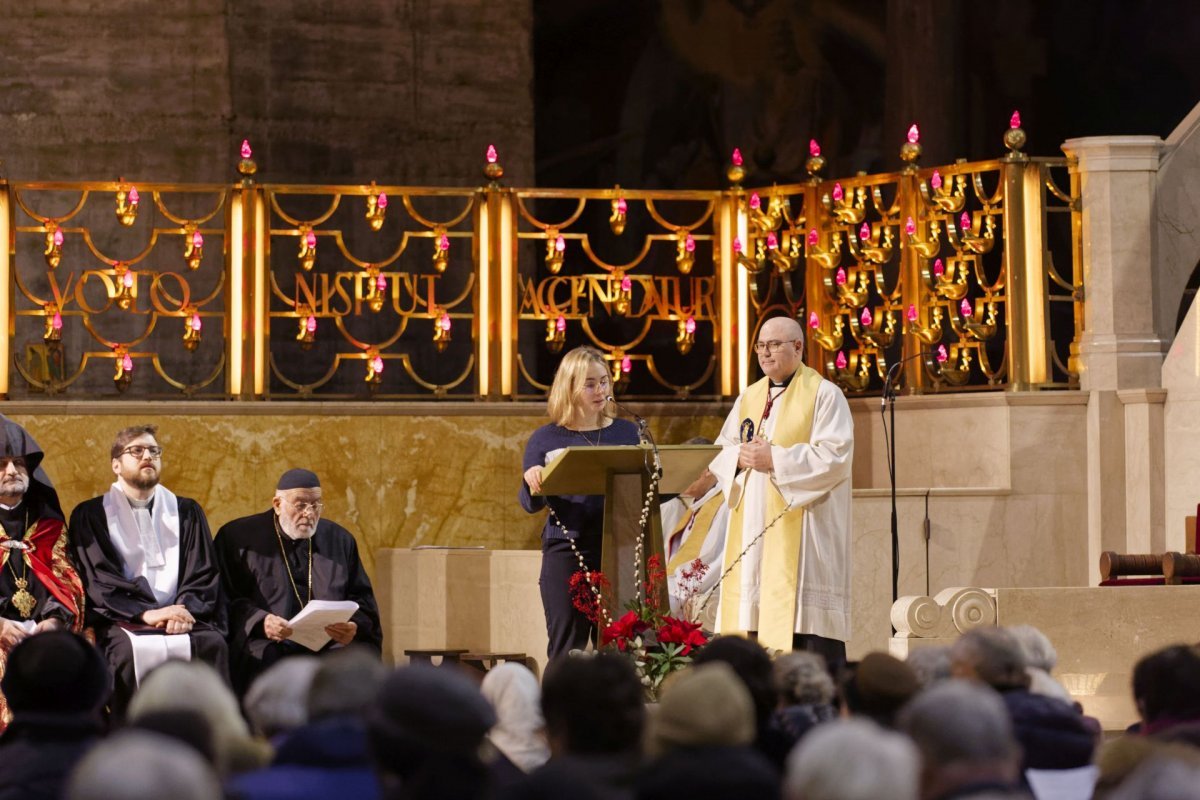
[
  {"left": 881, "top": 350, "right": 931, "bottom": 410},
  {"left": 606, "top": 395, "right": 647, "bottom": 432}
]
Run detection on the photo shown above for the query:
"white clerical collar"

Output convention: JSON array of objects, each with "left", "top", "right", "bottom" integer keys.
[
  {"left": 118, "top": 481, "right": 157, "bottom": 508},
  {"left": 0, "top": 500, "right": 20, "bottom": 511}
]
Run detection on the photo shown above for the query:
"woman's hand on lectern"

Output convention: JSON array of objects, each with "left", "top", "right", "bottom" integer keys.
[{"left": 524, "top": 465, "right": 544, "bottom": 494}]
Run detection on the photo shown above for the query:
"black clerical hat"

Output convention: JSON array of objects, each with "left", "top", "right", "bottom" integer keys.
[{"left": 277, "top": 468, "right": 320, "bottom": 490}]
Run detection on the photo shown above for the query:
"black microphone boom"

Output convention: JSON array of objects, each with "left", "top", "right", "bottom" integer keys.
[{"left": 607, "top": 395, "right": 662, "bottom": 480}]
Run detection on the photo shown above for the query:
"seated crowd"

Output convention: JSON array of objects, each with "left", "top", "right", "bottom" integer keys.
[
  {"left": 3, "top": 415, "right": 1200, "bottom": 798},
  {"left": 4, "top": 619, "right": 1200, "bottom": 799}
]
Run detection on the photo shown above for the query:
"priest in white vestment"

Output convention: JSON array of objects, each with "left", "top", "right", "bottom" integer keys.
[
  {"left": 709, "top": 316, "right": 854, "bottom": 665},
  {"left": 659, "top": 449, "right": 727, "bottom": 627}
]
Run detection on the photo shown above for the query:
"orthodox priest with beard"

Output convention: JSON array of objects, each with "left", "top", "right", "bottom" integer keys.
[
  {"left": 0, "top": 417, "right": 86, "bottom": 730},
  {"left": 214, "top": 469, "right": 381, "bottom": 695},
  {"left": 69, "top": 424, "right": 228, "bottom": 718}
]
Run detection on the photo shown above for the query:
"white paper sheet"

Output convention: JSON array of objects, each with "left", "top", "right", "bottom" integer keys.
[
  {"left": 287, "top": 599, "right": 359, "bottom": 651},
  {"left": 1026, "top": 766, "right": 1098, "bottom": 800},
  {"left": 120, "top": 628, "right": 192, "bottom": 686}
]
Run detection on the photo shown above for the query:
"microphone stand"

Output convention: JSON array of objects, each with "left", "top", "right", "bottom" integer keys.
[
  {"left": 607, "top": 395, "right": 662, "bottom": 480},
  {"left": 882, "top": 351, "right": 927, "bottom": 618},
  {"left": 883, "top": 361, "right": 901, "bottom": 615}
]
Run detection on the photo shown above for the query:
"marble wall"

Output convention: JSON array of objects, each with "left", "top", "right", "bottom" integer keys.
[
  {"left": 5, "top": 402, "right": 723, "bottom": 577},
  {"left": 4, "top": 390, "right": 1089, "bottom": 659}
]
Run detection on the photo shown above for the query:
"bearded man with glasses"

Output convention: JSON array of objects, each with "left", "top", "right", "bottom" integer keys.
[
  {"left": 69, "top": 424, "right": 228, "bottom": 719},
  {"left": 709, "top": 316, "right": 854, "bottom": 670},
  {"left": 214, "top": 468, "right": 381, "bottom": 694}
]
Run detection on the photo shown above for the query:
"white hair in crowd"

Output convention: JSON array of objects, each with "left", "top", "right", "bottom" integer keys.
[
  {"left": 1107, "top": 756, "right": 1200, "bottom": 800},
  {"left": 243, "top": 655, "right": 322, "bottom": 738},
  {"left": 67, "top": 731, "right": 221, "bottom": 800},
  {"left": 906, "top": 646, "right": 952, "bottom": 689},
  {"left": 1008, "top": 624, "right": 1058, "bottom": 672},
  {"left": 127, "top": 659, "right": 269, "bottom": 775},
  {"left": 897, "top": 680, "right": 1020, "bottom": 773},
  {"left": 784, "top": 718, "right": 919, "bottom": 800}
]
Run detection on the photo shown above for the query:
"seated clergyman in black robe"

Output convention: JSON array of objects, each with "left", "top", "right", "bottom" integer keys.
[
  {"left": 0, "top": 416, "right": 86, "bottom": 731},
  {"left": 214, "top": 468, "right": 382, "bottom": 694},
  {"left": 68, "top": 424, "right": 228, "bottom": 718}
]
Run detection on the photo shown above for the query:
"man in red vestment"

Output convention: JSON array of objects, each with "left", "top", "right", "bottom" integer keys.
[{"left": 0, "top": 416, "right": 85, "bottom": 730}]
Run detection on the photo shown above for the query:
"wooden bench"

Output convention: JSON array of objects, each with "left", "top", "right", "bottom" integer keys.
[
  {"left": 402, "top": 648, "right": 468, "bottom": 666},
  {"left": 459, "top": 652, "right": 528, "bottom": 673}
]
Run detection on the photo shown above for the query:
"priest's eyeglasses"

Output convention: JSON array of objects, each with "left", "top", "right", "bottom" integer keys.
[
  {"left": 286, "top": 500, "right": 324, "bottom": 515},
  {"left": 119, "top": 445, "right": 163, "bottom": 459},
  {"left": 753, "top": 339, "right": 800, "bottom": 354}
]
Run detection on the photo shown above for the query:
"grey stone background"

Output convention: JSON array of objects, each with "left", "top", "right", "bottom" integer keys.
[{"left": 0, "top": 0, "right": 534, "bottom": 186}]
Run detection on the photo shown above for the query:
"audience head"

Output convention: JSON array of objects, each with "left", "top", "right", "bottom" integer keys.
[
  {"left": 307, "top": 645, "right": 387, "bottom": 722},
  {"left": 127, "top": 709, "right": 217, "bottom": 766},
  {"left": 897, "top": 680, "right": 1021, "bottom": 798},
  {"left": 1095, "top": 737, "right": 1200, "bottom": 796},
  {"left": 540, "top": 652, "right": 645, "bottom": 757},
  {"left": 906, "top": 646, "right": 952, "bottom": 689},
  {"left": 1008, "top": 624, "right": 1058, "bottom": 672},
  {"left": 1107, "top": 755, "right": 1200, "bottom": 800},
  {"left": 367, "top": 663, "right": 497, "bottom": 796},
  {"left": 127, "top": 659, "right": 268, "bottom": 776},
  {"left": 784, "top": 718, "right": 919, "bottom": 800},
  {"left": 692, "top": 635, "right": 775, "bottom": 729},
  {"left": 646, "top": 662, "right": 756, "bottom": 758},
  {"left": 243, "top": 655, "right": 322, "bottom": 738},
  {"left": 1131, "top": 644, "right": 1200, "bottom": 727},
  {"left": 1, "top": 631, "right": 111, "bottom": 718},
  {"left": 949, "top": 626, "right": 1030, "bottom": 691},
  {"left": 480, "top": 662, "right": 549, "bottom": 773},
  {"left": 839, "top": 652, "right": 919, "bottom": 728},
  {"left": 774, "top": 651, "right": 835, "bottom": 707},
  {"left": 67, "top": 731, "right": 222, "bottom": 800}
]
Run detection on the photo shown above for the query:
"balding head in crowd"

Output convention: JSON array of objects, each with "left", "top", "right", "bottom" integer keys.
[
  {"left": 898, "top": 680, "right": 1022, "bottom": 800},
  {"left": 949, "top": 626, "right": 1030, "bottom": 691},
  {"left": 67, "top": 731, "right": 222, "bottom": 800},
  {"left": 785, "top": 718, "right": 919, "bottom": 800}
]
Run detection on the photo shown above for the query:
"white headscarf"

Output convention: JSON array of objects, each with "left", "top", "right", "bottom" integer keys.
[{"left": 480, "top": 663, "right": 550, "bottom": 773}]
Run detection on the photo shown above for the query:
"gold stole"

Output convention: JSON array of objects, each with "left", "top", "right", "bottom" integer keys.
[
  {"left": 666, "top": 493, "right": 722, "bottom": 574},
  {"left": 720, "top": 363, "right": 823, "bottom": 652}
]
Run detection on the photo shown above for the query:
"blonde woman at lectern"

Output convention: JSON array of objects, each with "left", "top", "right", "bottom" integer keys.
[{"left": 519, "top": 346, "right": 639, "bottom": 660}]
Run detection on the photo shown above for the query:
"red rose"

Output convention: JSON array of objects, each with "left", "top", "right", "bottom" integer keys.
[
  {"left": 656, "top": 616, "right": 708, "bottom": 655},
  {"left": 601, "top": 610, "right": 649, "bottom": 651}
]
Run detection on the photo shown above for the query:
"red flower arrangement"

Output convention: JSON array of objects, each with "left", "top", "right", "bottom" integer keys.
[{"left": 572, "top": 553, "right": 711, "bottom": 699}]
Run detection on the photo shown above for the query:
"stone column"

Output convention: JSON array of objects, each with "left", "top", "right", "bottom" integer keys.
[
  {"left": 1062, "top": 136, "right": 1166, "bottom": 583},
  {"left": 1120, "top": 388, "right": 1167, "bottom": 553}
]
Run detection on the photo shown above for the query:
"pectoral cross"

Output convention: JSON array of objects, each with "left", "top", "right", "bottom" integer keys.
[{"left": 11, "top": 577, "right": 36, "bottom": 619}]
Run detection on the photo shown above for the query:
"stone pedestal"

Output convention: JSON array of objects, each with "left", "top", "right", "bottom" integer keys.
[
  {"left": 1062, "top": 136, "right": 1167, "bottom": 580},
  {"left": 376, "top": 548, "right": 548, "bottom": 674},
  {"left": 891, "top": 585, "right": 1200, "bottom": 731}
]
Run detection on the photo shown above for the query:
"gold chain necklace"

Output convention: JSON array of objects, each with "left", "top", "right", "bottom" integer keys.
[
  {"left": 568, "top": 421, "right": 604, "bottom": 447},
  {"left": 273, "top": 514, "right": 312, "bottom": 607},
  {"left": 5, "top": 507, "right": 36, "bottom": 619}
]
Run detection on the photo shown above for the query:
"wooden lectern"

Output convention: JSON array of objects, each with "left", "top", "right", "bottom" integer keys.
[{"left": 537, "top": 444, "right": 721, "bottom": 613}]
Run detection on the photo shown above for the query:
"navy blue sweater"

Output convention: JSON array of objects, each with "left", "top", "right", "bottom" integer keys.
[{"left": 518, "top": 419, "right": 640, "bottom": 545}]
